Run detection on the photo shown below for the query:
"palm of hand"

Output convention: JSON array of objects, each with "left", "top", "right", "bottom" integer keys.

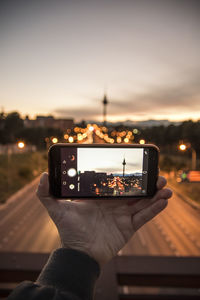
[
  {"left": 37, "top": 173, "right": 171, "bottom": 267},
  {"left": 51, "top": 200, "right": 133, "bottom": 266}
]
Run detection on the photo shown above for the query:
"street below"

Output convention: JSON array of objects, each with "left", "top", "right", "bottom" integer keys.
[{"left": 0, "top": 138, "right": 200, "bottom": 257}]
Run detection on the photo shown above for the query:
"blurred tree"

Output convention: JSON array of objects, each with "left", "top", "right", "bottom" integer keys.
[
  {"left": 0, "top": 111, "right": 6, "bottom": 143},
  {"left": 4, "top": 112, "right": 24, "bottom": 143},
  {"left": 160, "top": 155, "right": 175, "bottom": 172},
  {"left": 0, "top": 111, "right": 64, "bottom": 148},
  {"left": 17, "top": 127, "right": 63, "bottom": 149},
  {"left": 160, "top": 155, "right": 187, "bottom": 172},
  {"left": 181, "top": 120, "right": 200, "bottom": 152}
]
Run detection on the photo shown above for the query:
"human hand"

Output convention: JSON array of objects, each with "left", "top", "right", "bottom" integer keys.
[{"left": 37, "top": 173, "right": 172, "bottom": 267}]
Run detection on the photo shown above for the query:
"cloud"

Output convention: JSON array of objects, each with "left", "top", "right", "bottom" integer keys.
[
  {"left": 54, "top": 107, "right": 99, "bottom": 120},
  {"left": 53, "top": 71, "right": 200, "bottom": 121},
  {"left": 111, "top": 73, "right": 200, "bottom": 115}
]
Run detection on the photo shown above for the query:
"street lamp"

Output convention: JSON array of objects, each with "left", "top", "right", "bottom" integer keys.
[
  {"left": 17, "top": 141, "right": 25, "bottom": 149},
  {"left": 68, "top": 136, "right": 74, "bottom": 143},
  {"left": 179, "top": 144, "right": 186, "bottom": 151},
  {"left": 88, "top": 125, "right": 94, "bottom": 132},
  {"left": 124, "top": 137, "right": 129, "bottom": 143},
  {"left": 139, "top": 139, "right": 145, "bottom": 145},
  {"left": 52, "top": 137, "right": 58, "bottom": 144},
  {"left": 178, "top": 143, "right": 197, "bottom": 170}
]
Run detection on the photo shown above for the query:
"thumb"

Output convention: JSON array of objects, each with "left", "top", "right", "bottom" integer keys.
[{"left": 36, "top": 172, "right": 59, "bottom": 212}]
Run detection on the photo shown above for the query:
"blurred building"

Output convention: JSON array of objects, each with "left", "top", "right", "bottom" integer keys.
[{"left": 24, "top": 115, "right": 74, "bottom": 130}]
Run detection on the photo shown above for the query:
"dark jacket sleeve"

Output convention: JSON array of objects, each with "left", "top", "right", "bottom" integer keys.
[{"left": 7, "top": 248, "right": 100, "bottom": 300}]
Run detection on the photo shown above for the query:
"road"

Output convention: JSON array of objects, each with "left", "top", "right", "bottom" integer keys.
[
  {"left": 0, "top": 177, "right": 60, "bottom": 253},
  {"left": 0, "top": 133, "right": 200, "bottom": 256},
  {"left": 0, "top": 175, "right": 200, "bottom": 256}
]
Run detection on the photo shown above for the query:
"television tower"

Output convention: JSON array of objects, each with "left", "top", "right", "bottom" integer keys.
[
  {"left": 122, "top": 158, "right": 126, "bottom": 177},
  {"left": 102, "top": 94, "right": 108, "bottom": 126}
]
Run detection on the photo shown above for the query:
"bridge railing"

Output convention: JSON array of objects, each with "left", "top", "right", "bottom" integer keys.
[{"left": 0, "top": 252, "right": 200, "bottom": 299}]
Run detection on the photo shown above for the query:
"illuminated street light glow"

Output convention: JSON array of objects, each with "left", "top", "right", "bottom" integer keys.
[
  {"left": 17, "top": 141, "right": 25, "bottom": 149},
  {"left": 179, "top": 144, "right": 186, "bottom": 151},
  {"left": 68, "top": 136, "right": 74, "bottom": 143},
  {"left": 52, "top": 137, "right": 58, "bottom": 144},
  {"left": 139, "top": 139, "right": 145, "bottom": 144},
  {"left": 77, "top": 134, "right": 83, "bottom": 141},
  {"left": 178, "top": 143, "right": 196, "bottom": 170},
  {"left": 124, "top": 137, "right": 129, "bottom": 143},
  {"left": 117, "top": 136, "right": 122, "bottom": 143},
  {"left": 89, "top": 126, "right": 94, "bottom": 132}
]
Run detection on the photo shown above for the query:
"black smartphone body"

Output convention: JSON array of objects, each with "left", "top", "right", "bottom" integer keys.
[{"left": 48, "top": 143, "right": 159, "bottom": 199}]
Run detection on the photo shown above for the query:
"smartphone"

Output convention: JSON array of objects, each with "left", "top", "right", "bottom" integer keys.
[{"left": 48, "top": 143, "right": 159, "bottom": 199}]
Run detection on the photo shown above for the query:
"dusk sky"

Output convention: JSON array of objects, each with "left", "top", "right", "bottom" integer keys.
[
  {"left": 0, "top": 0, "right": 200, "bottom": 122},
  {"left": 78, "top": 148, "right": 143, "bottom": 174}
]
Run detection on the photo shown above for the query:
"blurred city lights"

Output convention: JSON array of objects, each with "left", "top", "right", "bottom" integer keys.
[
  {"left": 89, "top": 126, "right": 94, "bottom": 132},
  {"left": 68, "top": 136, "right": 74, "bottom": 143},
  {"left": 179, "top": 144, "right": 186, "bottom": 151},
  {"left": 139, "top": 139, "right": 145, "bottom": 144},
  {"left": 124, "top": 137, "right": 129, "bottom": 143},
  {"left": 117, "top": 136, "right": 122, "bottom": 143},
  {"left": 102, "top": 126, "right": 108, "bottom": 132},
  {"left": 17, "top": 141, "right": 25, "bottom": 149},
  {"left": 74, "top": 127, "right": 79, "bottom": 133},
  {"left": 77, "top": 134, "right": 83, "bottom": 141},
  {"left": 52, "top": 137, "right": 58, "bottom": 144}
]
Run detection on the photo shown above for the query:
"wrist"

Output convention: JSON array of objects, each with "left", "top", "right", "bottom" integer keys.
[
  {"left": 61, "top": 243, "right": 98, "bottom": 265},
  {"left": 37, "top": 248, "right": 100, "bottom": 299},
  {"left": 60, "top": 240, "right": 106, "bottom": 268}
]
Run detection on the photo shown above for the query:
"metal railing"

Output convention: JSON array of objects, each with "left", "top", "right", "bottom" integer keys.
[{"left": 0, "top": 252, "right": 200, "bottom": 299}]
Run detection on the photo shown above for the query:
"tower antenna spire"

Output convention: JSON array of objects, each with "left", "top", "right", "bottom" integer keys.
[
  {"left": 102, "top": 93, "right": 108, "bottom": 126},
  {"left": 122, "top": 157, "right": 126, "bottom": 177}
]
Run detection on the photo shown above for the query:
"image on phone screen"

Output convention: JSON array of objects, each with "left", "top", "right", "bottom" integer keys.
[{"left": 60, "top": 147, "right": 148, "bottom": 197}]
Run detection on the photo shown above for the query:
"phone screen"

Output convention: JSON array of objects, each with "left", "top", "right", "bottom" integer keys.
[{"left": 60, "top": 147, "right": 149, "bottom": 197}]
